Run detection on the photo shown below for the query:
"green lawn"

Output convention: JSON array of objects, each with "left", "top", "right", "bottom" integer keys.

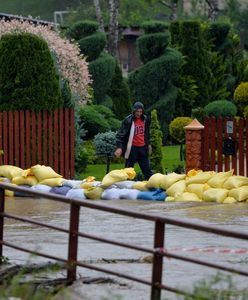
[{"left": 79, "top": 145, "right": 184, "bottom": 181}]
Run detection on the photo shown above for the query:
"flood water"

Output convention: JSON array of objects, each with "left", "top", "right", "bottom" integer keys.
[{"left": 2, "top": 197, "right": 248, "bottom": 300}]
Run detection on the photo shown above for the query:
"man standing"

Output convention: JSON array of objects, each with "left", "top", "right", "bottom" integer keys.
[{"left": 115, "top": 102, "right": 153, "bottom": 180}]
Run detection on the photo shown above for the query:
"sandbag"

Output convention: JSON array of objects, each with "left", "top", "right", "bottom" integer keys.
[
  {"left": 223, "top": 197, "right": 237, "bottom": 204},
  {"left": 63, "top": 179, "right": 84, "bottom": 189},
  {"left": 114, "top": 181, "right": 135, "bottom": 189},
  {"left": 160, "top": 173, "right": 186, "bottom": 190},
  {"left": 186, "top": 171, "right": 215, "bottom": 185},
  {"left": 101, "top": 188, "right": 123, "bottom": 200},
  {"left": 137, "top": 189, "right": 166, "bottom": 201},
  {"left": 175, "top": 192, "right": 200, "bottom": 202},
  {"left": 146, "top": 173, "right": 164, "bottom": 189},
  {"left": 223, "top": 176, "right": 248, "bottom": 189},
  {"left": 186, "top": 183, "right": 209, "bottom": 198},
  {"left": 50, "top": 185, "right": 72, "bottom": 196},
  {"left": 0, "top": 165, "right": 23, "bottom": 179},
  {"left": 187, "top": 169, "right": 202, "bottom": 177},
  {"left": 12, "top": 175, "right": 38, "bottom": 186},
  {"left": 165, "top": 196, "right": 175, "bottom": 202},
  {"left": 166, "top": 180, "right": 186, "bottom": 198},
  {"left": 124, "top": 168, "right": 136, "bottom": 180},
  {"left": 132, "top": 181, "right": 148, "bottom": 191},
  {"left": 207, "top": 170, "right": 234, "bottom": 188},
  {"left": 66, "top": 188, "right": 86, "bottom": 200},
  {"left": 203, "top": 188, "right": 229, "bottom": 203},
  {"left": 119, "top": 189, "right": 140, "bottom": 200},
  {"left": 39, "top": 177, "right": 65, "bottom": 187},
  {"left": 228, "top": 186, "right": 248, "bottom": 202},
  {"left": 5, "top": 189, "right": 14, "bottom": 197},
  {"left": 31, "top": 184, "right": 52, "bottom": 193},
  {"left": 101, "top": 169, "right": 129, "bottom": 188},
  {"left": 84, "top": 187, "right": 104, "bottom": 200},
  {"left": 31, "top": 165, "right": 62, "bottom": 182},
  {"left": 22, "top": 168, "right": 33, "bottom": 177}
]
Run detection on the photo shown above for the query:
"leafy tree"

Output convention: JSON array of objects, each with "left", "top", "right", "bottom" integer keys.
[
  {"left": 150, "top": 109, "right": 164, "bottom": 173},
  {"left": 234, "top": 82, "right": 248, "bottom": 116},
  {"left": 0, "top": 33, "right": 61, "bottom": 111},
  {"left": 169, "top": 117, "right": 192, "bottom": 161}
]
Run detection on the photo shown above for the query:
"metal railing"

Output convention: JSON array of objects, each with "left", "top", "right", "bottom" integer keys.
[{"left": 0, "top": 182, "right": 247, "bottom": 300}]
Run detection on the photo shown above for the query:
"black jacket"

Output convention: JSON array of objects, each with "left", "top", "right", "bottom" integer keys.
[{"left": 116, "top": 113, "right": 150, "bottom": 154}]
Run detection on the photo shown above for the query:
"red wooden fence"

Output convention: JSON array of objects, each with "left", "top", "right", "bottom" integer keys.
[
  {"left": 0, "top": 108, "right": 75, "bottom": 178},
  {"left": 203, "top": 117, "right": 247, "bottom": 176}
]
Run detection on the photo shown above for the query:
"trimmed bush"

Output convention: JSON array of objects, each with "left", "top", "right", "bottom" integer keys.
[
  {"left": 93, "top": 105, "right": 121, "bottom": 131},
  {"left": 204, "top": 100, "right": 237, "bottom": 117},
  {"left": 65, "top": 20, "right": 98, "bottom": 40},
  {"left": 137, "top": 32, "right": 170, "bottom": 64},
  {"left": 150, "top": 109, "right": 164, "bottom": 173},
  {"left": 0, "top": 33, "right": 61, "bottom": 111},
  {"left": 79, "top": 32, "right": 107, "bottom": 62},
  {"left": 234, "top": 82, "right": 248, "bottom": 114},
  {"left": 93, "top": 131, "right": 117, "bottom": 157},
  {"left": 108, "top": 62, "right": 131, "bottom": 120},
  {"left": 89, "top": 54, "right": 116, "bottom": 104},
  {"left": 169, "top": 21, "right": 181, "bottom": 47},
  {"left": 208, "top": 22, "right": 231, "bottom": 50},
  {"left": 142, "top": 21, "right": 169, "bottom": 34}
]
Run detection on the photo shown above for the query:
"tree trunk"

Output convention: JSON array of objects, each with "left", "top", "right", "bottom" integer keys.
[
  {"left": 93, "top": 0, "right": 105, "bottom": 32},
  {"left": 205, "top": 0, "right": 219, "bottom": 20},
  {"left": 108, "top": 0, "right": 120, "bottom": 57},
  {"left": 170, "top": 0, "right": 178, "bottom": 20}
]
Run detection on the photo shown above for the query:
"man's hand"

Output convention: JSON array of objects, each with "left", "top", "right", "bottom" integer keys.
[
  {"left": 148, "top": 145, "right": 152, "bottom": 155},
  {"left": 115, "top": 148, "right": 122, "bottom": 158}
]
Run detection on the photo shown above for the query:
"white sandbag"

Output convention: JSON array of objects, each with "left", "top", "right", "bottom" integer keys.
[
  {"left": 120, "top": 188, "right": 140, "bottom": 200},
  {"left": 114, "top": 180, "right": 135, "bottom": 189},
  {"left": 101, "top": 188, "right": 123, "bottom": 200},
  {"left": 63, "top": 179, "right": 84, "bottom": 189},
  {"left": 31, "top": 184, "right": 52, "bottom": 193},
  {"left": 66, "top": 188, "right": 86, "bottom": 200}
]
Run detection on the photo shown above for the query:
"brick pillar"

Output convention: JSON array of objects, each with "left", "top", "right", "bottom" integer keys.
[{"left": 184, "top": 119, "right": 205, "bottom": 173}]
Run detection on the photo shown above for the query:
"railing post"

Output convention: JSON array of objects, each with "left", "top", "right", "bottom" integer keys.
[
  {"left": 0, "top": 187, "right": 5, "bottom": 262},
  {"left": 151, "top": 220, "right": 165, "bottom": 300},
  {"left": 67, "top": 203, "right": 80, "bottom": 282}
]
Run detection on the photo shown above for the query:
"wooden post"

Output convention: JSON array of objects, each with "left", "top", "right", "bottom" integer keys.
[
  {"left": 184, "top": 119, "right": 205, "bottom": 173},
  {"left": 0, "top": 187, "right": 5, "bottom": 262}
]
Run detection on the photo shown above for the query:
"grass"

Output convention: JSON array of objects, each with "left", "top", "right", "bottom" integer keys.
[{"left": 80, "top": 145, "right": 184, "bottom": 181}]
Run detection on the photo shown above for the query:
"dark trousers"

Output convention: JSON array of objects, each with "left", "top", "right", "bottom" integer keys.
[{"left": 125, "top": 146, "right": 153, "bottom": 180}]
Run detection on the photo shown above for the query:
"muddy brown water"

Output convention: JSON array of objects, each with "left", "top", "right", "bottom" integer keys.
[{"left": 2, "top": 197, "right": 248, "bottom": 299}]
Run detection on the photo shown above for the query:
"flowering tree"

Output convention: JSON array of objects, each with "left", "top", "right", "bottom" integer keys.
[{"left": 0, "top": 19, "right": 91, "bottom": 105}]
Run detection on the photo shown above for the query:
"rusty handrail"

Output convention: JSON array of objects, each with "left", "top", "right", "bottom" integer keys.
[{"left": 0, "top": 182, "right": 247, "bottom": 300}]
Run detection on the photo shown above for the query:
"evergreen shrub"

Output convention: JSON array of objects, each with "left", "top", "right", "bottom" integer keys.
[
  {"left": 234, "top": 82, "right": 248, "bottom": 114},
  {"left": 204, "top": 100, "right": 237, "bottom": 117},
  {"left": 79, "top": 32, "right": 106, "bottom": 61},
  {"left": 65, "top": 20, "right": 98, "bottom": 40},
  {"left": 208, "top": 22, "right": 231, "bottom": 50},
  {"left": 0, "top": 33, "right": 61, "bottom": 111},
  {"left": 137, "top": 32, "right": 170, "bottom": 63},
  {"left": 142, "top": 21, "right": 169, "bottom": 34}
]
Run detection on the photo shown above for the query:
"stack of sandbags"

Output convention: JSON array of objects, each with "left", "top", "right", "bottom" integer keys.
[{"left": 0, "top": 165, "right": 24, "bottom": 196}]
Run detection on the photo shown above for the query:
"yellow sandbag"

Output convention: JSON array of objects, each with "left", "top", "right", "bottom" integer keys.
[
  {"left": 39, "top": 177, "right": 65, "bottom": 187},
  {"left": 186, "top": 184, "right": 206, "bottom": 198},
  {"left": 132, "top": 181, "right": 148, "bottom": 191},
  {"left": 12, "top": 175, "right": 38, "bottom": 186},
  {"left": 31, "top": 165, "right": 62, "bottom": 182},
  {"left": 85, "top": 176, "right": 95, "bottom": 182},
  {"left": 186, "top": 171, "right": 215, "bottom": 185},
  {"left": 101, "top": 169, "right": 129, "bottom": 188},
  {"left": 5, "top": 189, "right": 14, "bottom": 197},
  {"left": 175, "top": 192, "right": 201, "bottom": 202},
  {"left": 22, "top": 168, "right": 33, "bottom": 177},
  {"left": 81, "top": 182, "right": 94, "bottom": 189},
  {"left": 124, "top": 168, "right": 136, "bottom": 180},
  {"left": 160, "top": 173, "right": 186, "bottom": 190},
  {"left": 223, "top": 176, "right": 248, "bottom": 189},
  {"left": 165, "top": 196, "right": 175, "bottom": 202},
  {"left": 84, "top": 187, "right": 103, "bottom": 200},
  {"left": 187, "top": 169, "right": 202, "bottom": 177},
  {"left": 229, "top": 186, "right": 248, "bottom": 202},
  {"left": 146, "top": 173, "right": 164, "bottom": 189},
  {"left": 223, "top": 197, "right": 237, "bottom": 204},
  {"left": 0, "top": 165, "right": 23, "bottom": 179},
  {"left": 203, "top": 188, "right": 229, "bottom": 203},
  {"left": 166, "top": 180, "right": 186, "bottom": 197},
  {"left": 207, "top": 170, "right": 234, "bottom": 188}
]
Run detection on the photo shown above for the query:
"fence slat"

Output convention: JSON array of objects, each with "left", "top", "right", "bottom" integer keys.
[
  {"left": 59, "top": 109, "right": 64, "bottom": 177},
  {"left": 246, "top": 119, "right": 248, "bottom": 177},
  {"left": 20, "top": 111, "right": 25, "bottom": 169},
  {"left": 8, "top": 111, "right": 14, "bottom": 165},
  {"left": 0, "top": 113, "right": 2, "bottom": 165},
  {"left": 224, "top": 118, "right": 230, "bottom": 172},
  {"left": 232, "top": 118, "right": 237, "bottom": 174},
  {"left": 210, "top": 117, "right": 216, "bottom": 171},
  {"left": 217, "top": 117, "right": 223, "bottom": 172},
  {"left": 238, "top": 119, "right": 244, "bottom": 176},
  {"left": 3, "top": 113, "right": 8, "bottom": 165},
  {"left": 64, "top": 109, "right": 69, "bottom": 179},
  {"left": 70, "top": 109, "right": 75, "bottom": 179},
  {"left": 37, "top": 112, "right": 42, "bottom": 164},
  {"left": 54, "top": 110, "right": 59, "bottom": 173},
  {"left": 31, "top": 111, "right": 36, "bottom": 166},
  {"left": 43, "top": 111, "right": 48, "bottom": 166},
  {"left": 203, "top": 118, "right": 210, "bottom": 171},
  {"left": 14, "top": 111, "right": 19, "bottom": 166},
  {"left": 25, "top": 111, "right": 31, "bottom": 168},
  {"left": 48, "top": 112, "right": 53, "bottom": 168}
]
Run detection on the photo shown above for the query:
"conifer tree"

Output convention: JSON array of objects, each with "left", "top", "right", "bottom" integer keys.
[{"left": 150, "top": 109, "right": 164, "bottom": 173}]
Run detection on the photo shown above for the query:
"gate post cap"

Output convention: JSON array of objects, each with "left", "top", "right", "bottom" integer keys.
[{"left": 184, "top": 119, "right": 204, "bottom": 130}]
